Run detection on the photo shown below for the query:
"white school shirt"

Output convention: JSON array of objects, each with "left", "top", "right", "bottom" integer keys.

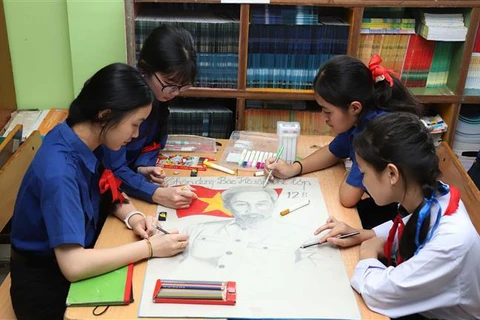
[{"left": 351, "top": 188, "right": 480, "bottom": 320}]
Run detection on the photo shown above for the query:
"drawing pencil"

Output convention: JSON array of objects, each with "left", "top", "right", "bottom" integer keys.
[
  {"left": 161, "top": 279, "right": 226, "bottom": 285},
  {"left": 300, "top": 231, "right": 360, "bottom": 249},
  {"left": 151, "top": 223, "right": 170, "bottom": 235},
  {"left": 280, "top": 199, "right": 310, "bottom": 216},
  {"left": 161, "top": 284, "right": 224, "bottom": 291}
]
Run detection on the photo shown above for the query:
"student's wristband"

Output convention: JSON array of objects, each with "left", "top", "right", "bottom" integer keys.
[
  {"left": 293, "top": 161, "right": 303, "bottom": 176},
  {"left": 144, "top": 238, "right": 153, "bottom": 259},
  {"left": 124, "top": 211, "right": 145, "bottom": 230}
]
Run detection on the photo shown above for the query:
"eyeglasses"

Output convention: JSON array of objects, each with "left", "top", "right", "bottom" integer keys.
[{"left": 152, "top": 73, "right": 192, "bottom": 94}]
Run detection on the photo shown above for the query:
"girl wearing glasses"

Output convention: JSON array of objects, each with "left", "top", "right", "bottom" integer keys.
[{"left": 103, "top": 25, "right": 199, "bottom": 208}]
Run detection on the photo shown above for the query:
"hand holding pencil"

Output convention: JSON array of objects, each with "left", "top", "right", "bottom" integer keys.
[
  {"left": 264, "top": 153, "right": 299, "bottom": 180},
  {"left": 309, "top": 216, "right": 372, "bottom": 248}
]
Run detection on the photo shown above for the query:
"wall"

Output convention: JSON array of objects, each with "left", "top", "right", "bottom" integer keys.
[{"left": 3, "top": 0, "right": 126, "bottom": 110}]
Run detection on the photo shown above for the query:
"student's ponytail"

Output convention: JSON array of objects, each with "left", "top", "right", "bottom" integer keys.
[
  {"left": 373, "top": 76, "right": 424, "bottom": 116},
  {"left": 368, "top": 54, "right": 424, "bottom": 116}
]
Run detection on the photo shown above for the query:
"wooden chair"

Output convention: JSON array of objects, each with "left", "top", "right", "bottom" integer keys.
[
  {"left": 436, "top": 141, "right": 480, "bottom": 235},
  {"left": 0, "top": 128, "right": 42, "bottom": 319}
]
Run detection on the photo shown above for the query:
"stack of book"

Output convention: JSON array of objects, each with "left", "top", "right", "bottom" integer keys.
[
  {"left": 361, "top": 17, "right": 415, "bottom": 34},
  {"left": 417, "top": 12, "right": 467, "bottom": 42},
  {"left": 420, "top": 114, "right": 448, "bottom": 146}
]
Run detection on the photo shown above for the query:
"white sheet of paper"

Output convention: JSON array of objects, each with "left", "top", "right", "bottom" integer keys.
[{"left": 139, "top": 176, "right": 361, "bottom": 319}]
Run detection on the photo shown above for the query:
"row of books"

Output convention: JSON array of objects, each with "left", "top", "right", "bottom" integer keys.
[
  {"left": 465, "top": 25, "right": 480, "bottom": 92},
  {"left": 244, "top": 108, "right": 331, "bottom": 136},
  {"left": 247, "top": 16, "right": 348, "bottom": 89},
  {"left": 249, "top": 23, "right": 349, "bottom": 55},
  {"left": 135, "top": 7, "right": 239, "bottom": 89},
  {"left": 358, "top": 34, "right": 454, "bottom": 88},
  {"left": 168, "top": 104, "right": 234, "bottom": 139},
  {"left": 250, "top": 5, "right": 321, "bottom": 25}
]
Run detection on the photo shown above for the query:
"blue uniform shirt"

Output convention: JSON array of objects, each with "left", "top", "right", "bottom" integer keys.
[
  {"left": 11, "top": 122, "right": 101, "bottom": 256},
  {"left": 328, "top": 109, "right": 388, "bottom": 189},
  {"left": 102, "top": 99, "right": 169, "bottom": 202}
]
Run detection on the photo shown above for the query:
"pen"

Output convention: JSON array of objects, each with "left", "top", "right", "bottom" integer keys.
[
  {"left": 280, "top": 199, "right": 310, "bottom": 216},
  {"left": 300, "top": 231, "right": 360, "bottom": 249},
  {"left": 263, "top": 145, "right": 284, "bottom": 188}
]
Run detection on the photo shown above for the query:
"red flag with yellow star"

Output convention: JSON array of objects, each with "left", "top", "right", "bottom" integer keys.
[
  {"left": 176, "top": 185, "right": 233, "bottom": 218},
  {"left": 176, "top": 185, "right": 282, "bottom": 218}
]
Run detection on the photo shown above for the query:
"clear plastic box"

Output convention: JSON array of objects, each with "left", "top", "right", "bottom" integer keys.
[{"left": 277, "top": 121, "right": 301, "bottom": 164}]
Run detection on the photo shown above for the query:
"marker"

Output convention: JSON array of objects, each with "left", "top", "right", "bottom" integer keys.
[
  {"left": 203, "top": 160, "right": 236, "bottom": 175},
  {"left": 300, "top": 231, "right": 360, "bottom": 249},
  {"left": 237, "top": 149, "right": 248, "bottom": 166},
  {"left": 280, "top": 199, "right": 310, "bottom": 216},
  {"left": 263, "top": 145, "right": 285, "bottom": 188}
]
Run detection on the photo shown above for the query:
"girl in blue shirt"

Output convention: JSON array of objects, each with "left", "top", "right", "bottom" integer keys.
[
  {"left": 102, "top": 25, "right": 198, "bottom": 209},
  {"left": 10, "top": 63, "right": 189, "bottom": 320},
  {"left": 266, "top": 55, "right": 423, "bottom": 228}
]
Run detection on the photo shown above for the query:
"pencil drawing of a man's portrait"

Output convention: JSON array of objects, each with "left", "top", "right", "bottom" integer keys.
[{"left": 178, "top": 185, "right": 318, "bottom": 273}]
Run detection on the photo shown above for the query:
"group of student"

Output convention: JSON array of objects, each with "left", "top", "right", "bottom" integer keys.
[{"left": 8, "top": 24, "right": 479, "bottom": 320}]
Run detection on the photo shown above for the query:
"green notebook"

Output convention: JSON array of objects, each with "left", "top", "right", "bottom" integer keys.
[{"left": 66, "top": 264, "right": 134, "bottom": 306}]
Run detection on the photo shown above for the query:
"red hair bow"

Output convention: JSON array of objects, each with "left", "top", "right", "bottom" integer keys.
[
  {"left": 368, "top": 54, "right": 394, "bottom": 87},
  {"left": 99, "top": 169, "right": 125, "bottom": 203},
  {"left": 141, "top": 142, "right": 161, "bottom": 154}
]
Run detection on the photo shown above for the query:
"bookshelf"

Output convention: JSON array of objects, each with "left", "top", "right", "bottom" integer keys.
[{"left": 125, "top": 0, "right": 480, "bottom": 146}]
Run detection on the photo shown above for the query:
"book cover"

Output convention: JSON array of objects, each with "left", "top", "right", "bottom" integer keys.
[{"left": 66, "top": 264, "right": 134, "bottom": 306}]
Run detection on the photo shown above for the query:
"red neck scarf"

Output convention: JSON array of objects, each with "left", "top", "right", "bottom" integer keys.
[
  {"left": 141, "top": 142, "right": 161, "bottom": 154},
  {"left": 99, "top": 169, "right": 125, "bottom": 203}
]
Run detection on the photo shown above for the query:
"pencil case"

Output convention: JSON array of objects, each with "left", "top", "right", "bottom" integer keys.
[{"left": 152, "top": 279, "right": 236, "bottom": 306}]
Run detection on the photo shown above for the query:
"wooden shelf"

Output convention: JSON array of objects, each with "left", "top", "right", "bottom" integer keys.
[
  {"left": 409, "top": 87, "right": 460, "bottom": 104},
  {"left": 462, "top": 90, "right": 480, "bottom": 104},
  {"left": 181, "top": 88, "right": 316, "bottom": 100},
  {"left": 127, "top": 0, "right": 480, "bottom": 146},
  {"left": 134, "top": 0, "right": 479, "bottom": 7}
]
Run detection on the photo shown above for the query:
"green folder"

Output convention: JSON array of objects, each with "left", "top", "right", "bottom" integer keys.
[{"left": 66, "top": 264, "right": 134, "bottom": 306}]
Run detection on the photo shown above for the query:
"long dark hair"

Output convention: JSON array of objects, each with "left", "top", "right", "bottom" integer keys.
[
  {"left": 67, "top": 63, "right": 153, "bottom": 133},
  {"left": 314, "top": 55, "right": 423, "bottom": 117},
  {"left": 353, "top": 112, "right": 441, "bottom": 261},
  {"left": 138, "top": 24, "right": 197, "bottom": 85}
]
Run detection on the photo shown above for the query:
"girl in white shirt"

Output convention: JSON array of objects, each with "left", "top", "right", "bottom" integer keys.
[{"left": 314, "top": 112, "right": 480, "bottom": 320}]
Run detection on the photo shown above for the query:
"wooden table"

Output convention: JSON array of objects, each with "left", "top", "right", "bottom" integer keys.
[{"left": 65, "top": 135, "right": 387, "bottom": 320}]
